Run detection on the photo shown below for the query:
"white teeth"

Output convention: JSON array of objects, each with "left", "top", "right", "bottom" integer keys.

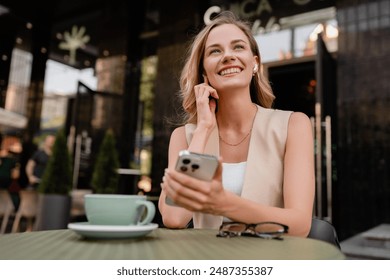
[{"left": 220, "top": 67, "right": 241, "bottom": 76}]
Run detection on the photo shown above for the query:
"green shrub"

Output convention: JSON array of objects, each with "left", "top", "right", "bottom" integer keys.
[
  {"left": 91, "top": 129, "right": 120, "bottom": 194},
  {"left": 38, "top": 130, "right": 73, "bottom": 195}
]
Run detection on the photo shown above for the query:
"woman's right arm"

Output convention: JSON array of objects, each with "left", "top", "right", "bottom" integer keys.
[
  {"left": 158, "top": 126, "right": 193, "bottom": 228},
  {"left": 159, "top": 77, "right": 217, "bottom": 228}
]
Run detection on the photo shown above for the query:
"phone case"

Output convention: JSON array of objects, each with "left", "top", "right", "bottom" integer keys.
[
  {"left": 166, "top": 150, "right": 219, "bottom": 206},
  {"left": 175, "top": 150, "right": 219, "bottom": 181}
]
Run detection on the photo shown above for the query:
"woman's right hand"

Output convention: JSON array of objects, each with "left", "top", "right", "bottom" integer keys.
[{"left": 193, "top": 75, "right": 219, "bottom": 131}]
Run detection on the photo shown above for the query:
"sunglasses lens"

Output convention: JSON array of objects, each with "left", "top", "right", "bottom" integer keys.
[
  {"left": 218, "top": 222, "right": 288, "bottom": 239},
  {"left": 221, "top": 223, "right": 246, "bottom": 233},
  {"left": 254, "top": 223, "right": 285, "bottom": 234}
]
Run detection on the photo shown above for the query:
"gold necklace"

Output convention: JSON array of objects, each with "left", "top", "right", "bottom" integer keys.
[{"left": 218, "top": 105, "right": 258, "bottom": 146}]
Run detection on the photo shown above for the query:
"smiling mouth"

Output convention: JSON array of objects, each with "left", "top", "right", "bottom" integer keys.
[{"left": 219, "top": 67, "right": 242, "bottom": 76}]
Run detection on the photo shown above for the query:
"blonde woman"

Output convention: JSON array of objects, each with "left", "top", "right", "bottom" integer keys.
[{"left": 159, "top": 12, "right": 314, "bottom": 237}]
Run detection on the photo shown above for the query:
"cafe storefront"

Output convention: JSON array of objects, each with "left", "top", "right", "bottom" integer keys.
[
  {"left": 152, "top": 0, "right": 390, "bottom": 243},
  {"left": 0, "top": 0, "right": 388, "bottom": 242}
]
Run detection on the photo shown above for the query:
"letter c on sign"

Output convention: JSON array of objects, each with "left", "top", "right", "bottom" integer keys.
[{"left": 204, "top": 6, "right": 222, "bottom": 25}]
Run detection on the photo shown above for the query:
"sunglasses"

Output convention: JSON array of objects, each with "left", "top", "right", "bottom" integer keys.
[{"left": 217, "top": 222, "right": 289, "bottom": 240}]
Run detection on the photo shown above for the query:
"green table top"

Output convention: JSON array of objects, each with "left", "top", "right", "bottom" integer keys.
[{"left": 0, "top": 228, "right": 345, "bottom": 260}]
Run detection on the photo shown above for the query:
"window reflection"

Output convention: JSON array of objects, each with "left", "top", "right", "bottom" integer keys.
[{"left": 255, "top": 18, "right": 338, "bottom": 63}]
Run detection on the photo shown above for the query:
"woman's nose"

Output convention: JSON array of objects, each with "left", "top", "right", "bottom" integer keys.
[{"left": 221, "top": 50, "right": 236, "bottom": 63}]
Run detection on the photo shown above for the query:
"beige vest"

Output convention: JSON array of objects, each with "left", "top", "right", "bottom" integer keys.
[{"left": 185, "top": 105, "right": 293, "bottom": 229}]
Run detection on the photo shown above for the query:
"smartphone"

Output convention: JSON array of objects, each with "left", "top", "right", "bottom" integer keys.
[
  {"left": 165, "top": 150, "right": 219, "bottom": 206},
  {"left": 175, "top": 150, "right": 219, "bottom": 181}
]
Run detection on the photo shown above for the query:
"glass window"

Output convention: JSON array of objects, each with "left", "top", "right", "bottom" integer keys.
[
  {"left": 255, "top": 19, "right": 338, "bottom": 64},
  {"left": 255, "top": 29, "right": 291, "bottom": 63},
  {"left": 44, "top": 60, "right": 97, "bottom": 95},
  {"left": 294, "top": 23, "right": 318, "bottom": 57}
]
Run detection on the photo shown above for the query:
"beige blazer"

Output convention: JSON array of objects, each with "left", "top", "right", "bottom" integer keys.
[{"left": 185, "top": 105, "right": 293, "bottom": 229}]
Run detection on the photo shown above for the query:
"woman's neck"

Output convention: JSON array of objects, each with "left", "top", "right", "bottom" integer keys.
[{"left": 216, "top": 98, "right": 256, "bottom": 130}]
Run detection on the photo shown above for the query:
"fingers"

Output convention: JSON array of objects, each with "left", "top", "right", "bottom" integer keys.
[
  {"left": 209, "top": 97, "right": 217, "bottom": 114},
  {"left": 167, "top": 169, "right": 208, "bottom": 192},
  {"left": 194, "top": 86, "right": 218, "bottom": 110},
  {"left": 203, "top": 74, "right": 208, "bottom": 85},
  {"left": 202, "top": 75, "right": 218, "bottom": 99},
  {"left": 165, "top": 169, "right": 209, "bottom": 201},
  {"left": 196, "top": 75, "right": 218, "bottom": 100},
  {"left": 164, "top": 168, "right": 224, "bottom": 212},
  {"left": 195, "top": 83, "right": 214, "bottom": 97}
]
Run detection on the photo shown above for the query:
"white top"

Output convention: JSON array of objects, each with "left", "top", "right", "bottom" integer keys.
[
  {"left": 222, "top": 162, "right": 246, "bottom": 222},
  {"left": 222, "top": 162, "right": 246, "bottom": 196}
]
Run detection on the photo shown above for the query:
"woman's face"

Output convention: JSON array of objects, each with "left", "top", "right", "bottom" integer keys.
[{"left": 202, "top": 23, "right": 258, "bottom": 92}]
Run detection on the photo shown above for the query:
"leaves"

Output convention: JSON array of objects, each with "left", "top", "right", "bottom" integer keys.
[
  {"left": 91, "top": 129, "right": 120, "bottom": 194},
  {"left": 38, "top": 130, "right": 73, "bottom": 195}
]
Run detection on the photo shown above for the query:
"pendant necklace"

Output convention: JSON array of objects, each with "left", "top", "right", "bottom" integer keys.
[{"left": 218, "top": 105, "right": 258, "bottom": 146}]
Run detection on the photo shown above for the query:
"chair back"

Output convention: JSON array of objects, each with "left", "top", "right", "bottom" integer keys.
[
  {"left": 0, "top": 190, "right": 15, "bottom": 233},
  {"left": 17, "top": 189, "right": 38, "bottom": 218},
  {"left": 308, "top": 217, "right": 341, "bottom": 249},
  {"left": 70, "top": 189, "right": 92, "bottom": 217},
  {"left": 11, "top": 189, "right": 39, "bottom": 233},
  {"left": 0, "top": 190, "right": 14, "bottom": 215}
]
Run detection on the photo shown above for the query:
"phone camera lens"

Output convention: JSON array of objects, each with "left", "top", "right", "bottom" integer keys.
[
  {"left": 191, "top": 164, "right": 199, "bottom": 170},
  {"left": 182, "top": 159, "right": 191, "bottom": 165},
  {"left": 180, "top": 166, "right": 188, "bottom": 172}
]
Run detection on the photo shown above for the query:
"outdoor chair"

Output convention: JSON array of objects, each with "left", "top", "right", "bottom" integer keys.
[
  {"left": 0, "top": 190, "right": 15, "bottom": 234},
  {"left": 12, "top": 189, "right": 38, "bottom": 233},
  {"left": 308, "top": 217, "right": 341, "bottom": 249},
  {"left": 70, "top": 189, "right": 92, "bottom": 219}
]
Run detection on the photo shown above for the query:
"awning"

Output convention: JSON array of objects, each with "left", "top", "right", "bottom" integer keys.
[{"left": 0, "top": 108, "right": 28, "bottom": 129}]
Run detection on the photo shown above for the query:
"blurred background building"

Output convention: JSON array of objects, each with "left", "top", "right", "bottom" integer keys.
[{"left": 0, "top": 0, "right": 388, "bottom": 242}]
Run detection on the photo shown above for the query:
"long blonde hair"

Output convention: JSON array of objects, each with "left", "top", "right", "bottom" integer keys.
[{"left": 179, "top": 11, "right": 275, "bottom": 124}]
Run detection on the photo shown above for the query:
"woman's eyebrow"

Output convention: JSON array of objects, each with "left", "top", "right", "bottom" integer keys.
[
  {"left": 231, "top": 39, "right": 248, "bottom": 45},
  {"left": 205, "top": 39, "right": 247, "bottom": 50}
]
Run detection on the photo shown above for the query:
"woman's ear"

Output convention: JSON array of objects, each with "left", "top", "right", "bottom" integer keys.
[{"left": 253, "top": 56, "right": 260, "bottom": 74}]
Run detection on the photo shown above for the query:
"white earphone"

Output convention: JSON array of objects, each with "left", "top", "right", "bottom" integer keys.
[{"left": 253, "top": 63, "right": 258, "bottom": 74}]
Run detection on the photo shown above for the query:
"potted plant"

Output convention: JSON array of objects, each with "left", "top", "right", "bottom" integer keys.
[
  {"left": 91, "top": 129, "right": 120, "bottom": 194},
  {"left": 35, "top": 129, "right": 73, "bottom": 230}
]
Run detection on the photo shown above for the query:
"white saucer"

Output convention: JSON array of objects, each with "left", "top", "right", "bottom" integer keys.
[{"left": 68, "top": 222, "right": 158, "bottom": 239}]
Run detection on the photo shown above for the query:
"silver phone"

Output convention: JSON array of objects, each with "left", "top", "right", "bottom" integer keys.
[
  {"left": 165, "top": 150, "right": 219, "bottom": 206},
  {"left": 175, "top": 150, "right": 219, "bottom": 181}
]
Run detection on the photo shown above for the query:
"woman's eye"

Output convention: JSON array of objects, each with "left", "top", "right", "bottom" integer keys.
[
  {"left": 209, "top": 49, "right": 220, "bottom": 54},
  {"left": 234, "top": 44, "right": 244, "bottom": 50}
]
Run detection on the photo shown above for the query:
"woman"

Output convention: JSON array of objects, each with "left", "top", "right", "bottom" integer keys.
[
  {"left": 159, "top": 11, "right": 314, "bottom": 237},
  {"left": 25, "top": 134, "right": 55, "bottom": 189}
]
